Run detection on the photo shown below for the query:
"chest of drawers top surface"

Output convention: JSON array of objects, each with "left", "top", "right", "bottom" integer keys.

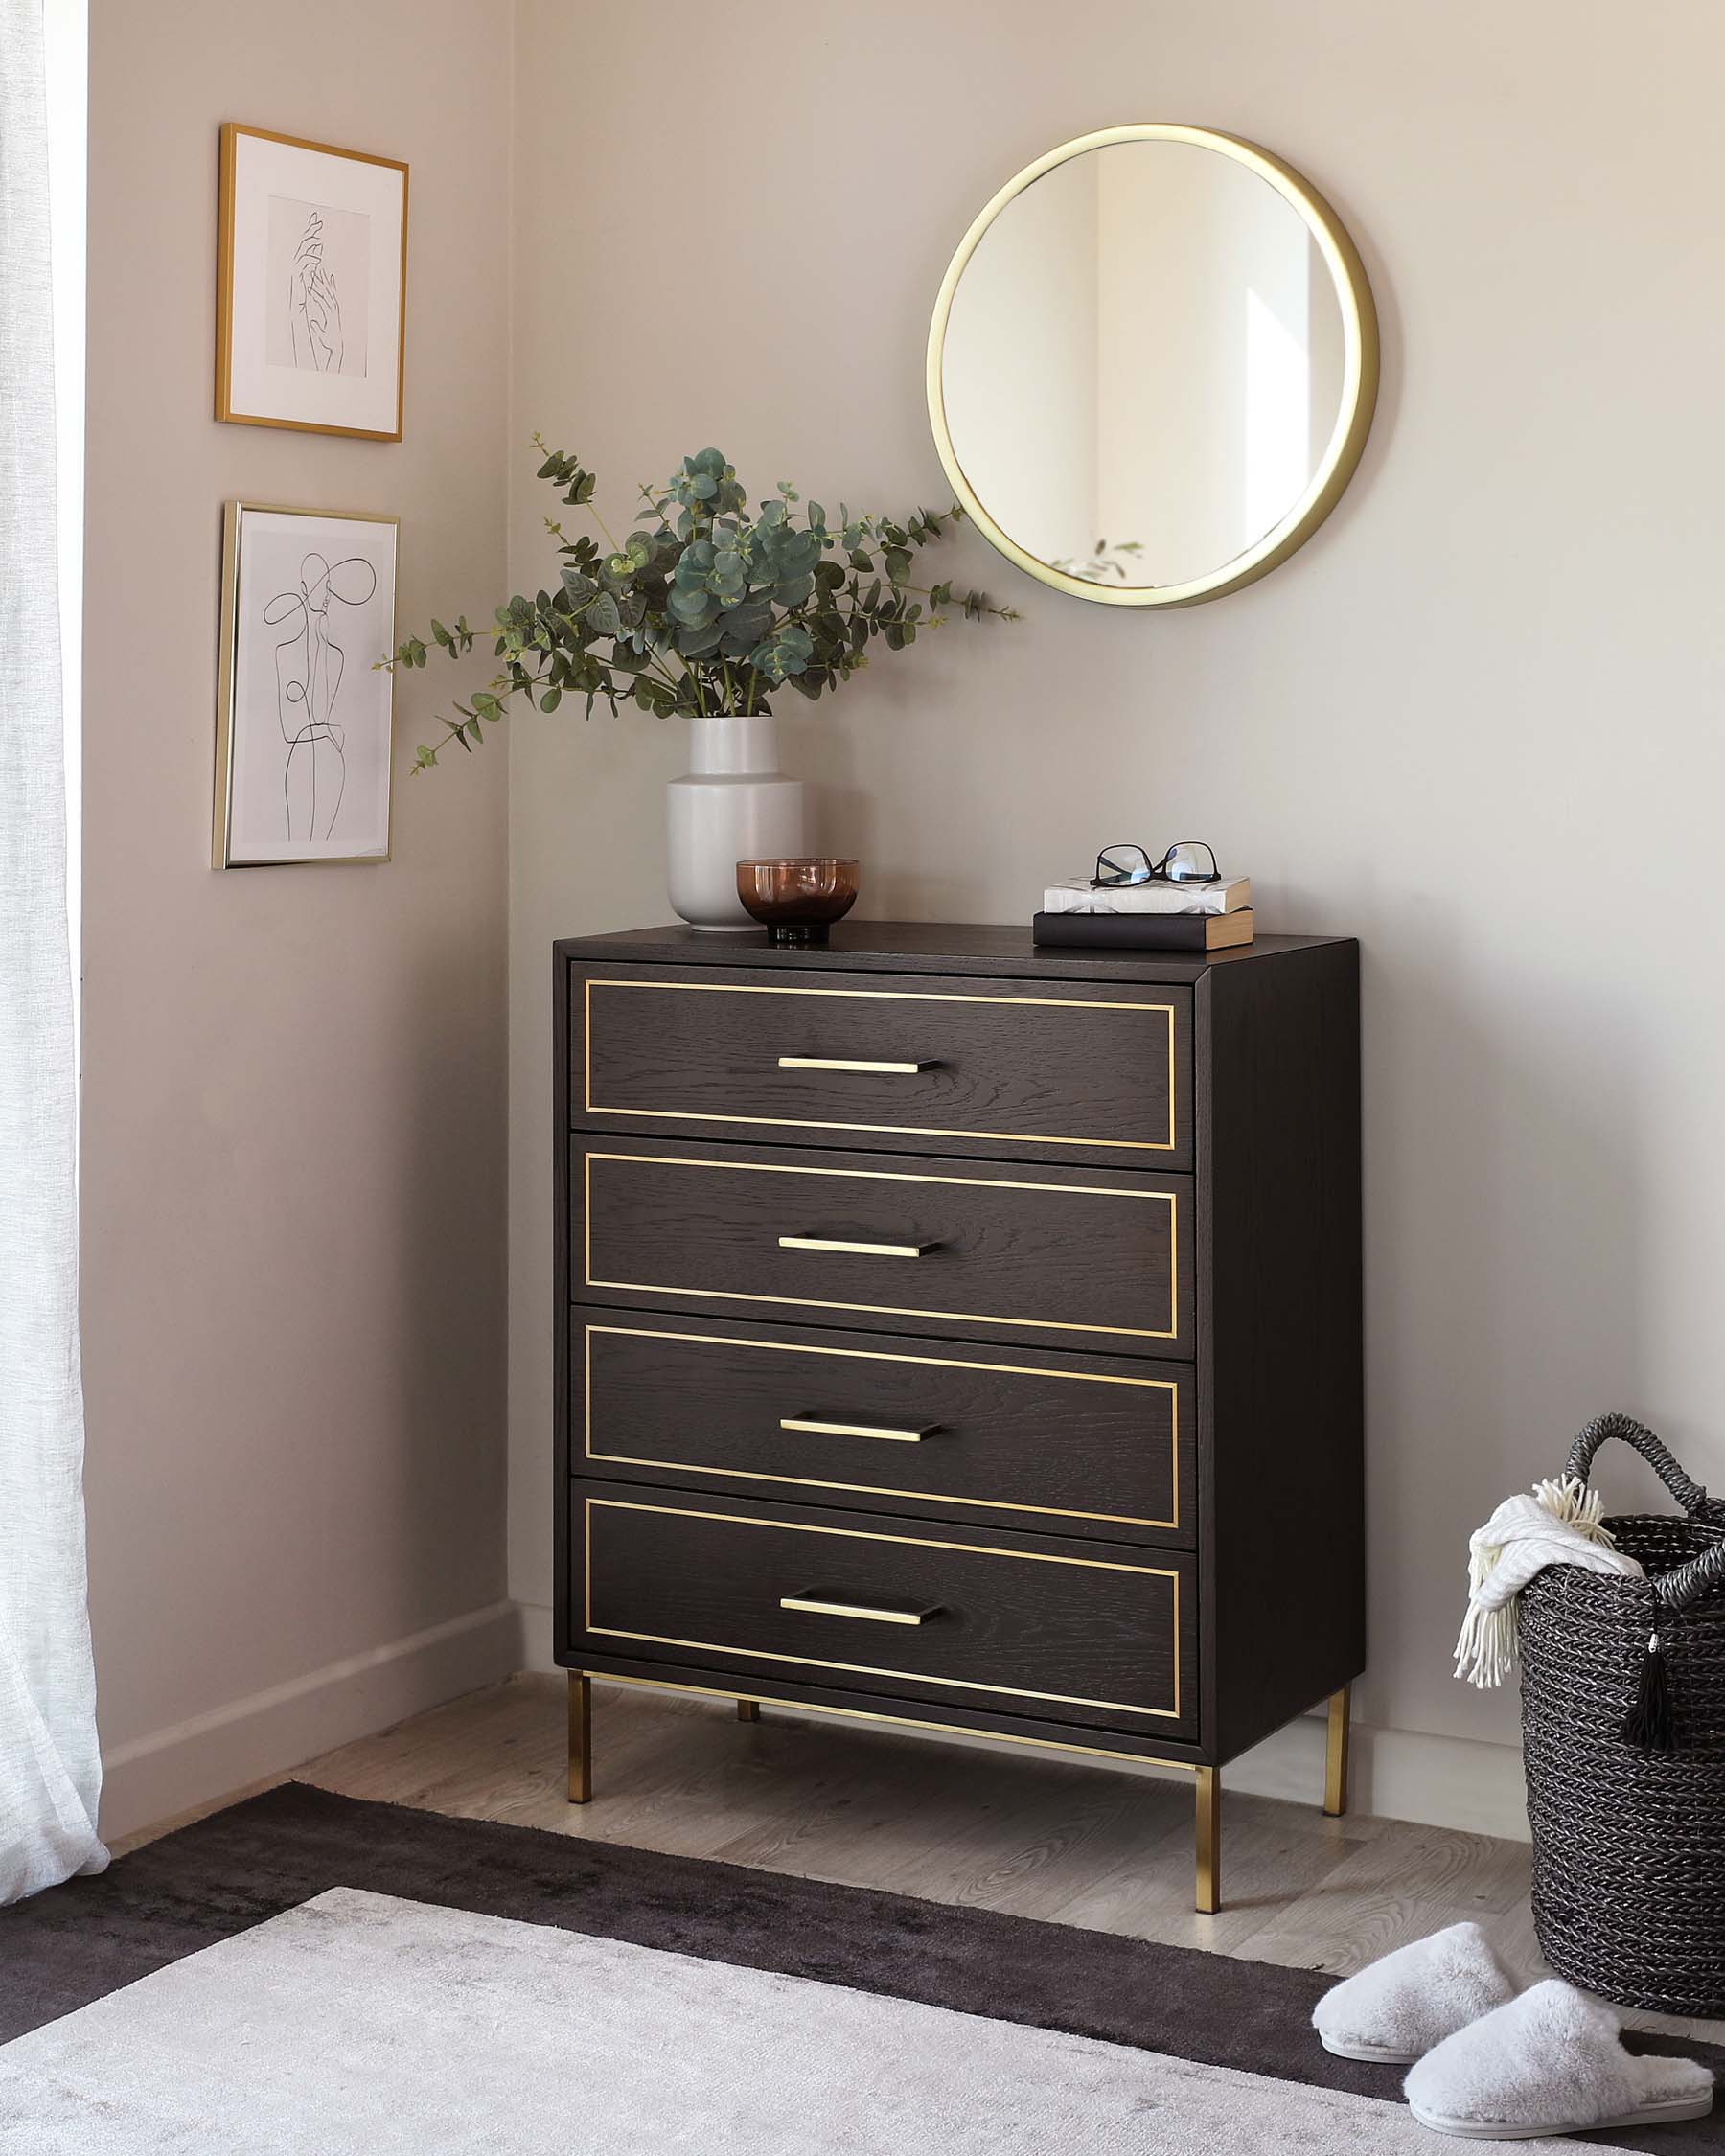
[{"left": 557, "top": 921, "right": 1348, "bottom": 983}]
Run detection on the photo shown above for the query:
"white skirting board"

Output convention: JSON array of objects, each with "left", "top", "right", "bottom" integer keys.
[
  {"left": 516, "top": 1600, "right": 1531, "bottom": 1845},
  {"left": 99, "top": 1601, "right": 525, "bottom": 1845}
]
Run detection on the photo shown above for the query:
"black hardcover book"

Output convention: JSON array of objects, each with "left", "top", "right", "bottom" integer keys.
[{"left": 1031, "top": 908, "right": 1255, "bottom": 952}]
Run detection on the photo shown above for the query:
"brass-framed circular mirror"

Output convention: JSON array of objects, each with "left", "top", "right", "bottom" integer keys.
[{"left": 926, "top": 125, "right": 1379, "bottom": 608}]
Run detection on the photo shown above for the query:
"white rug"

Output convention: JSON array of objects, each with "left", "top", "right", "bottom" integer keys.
[{"left": 0, "top": 1887, "right": 1628, "bottom": 2152}]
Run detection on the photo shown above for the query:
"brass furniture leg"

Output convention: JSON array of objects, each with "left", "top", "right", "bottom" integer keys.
[
  {"left": 568, "top": 1673, "right": 592, "bottom": 1803},
  {"left": 1323, "top": 1685, "right": 1351, "bottom": 1818},
  {"left": 1195, "top": 1767, "right": 1221, "bottom": 1914},
  {"left": 737, "top": 1699, "right": 761, "bottom": 1722}
]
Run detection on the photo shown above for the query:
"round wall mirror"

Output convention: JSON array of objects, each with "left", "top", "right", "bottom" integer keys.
[{"left": 926, "top": 126, "right": 1379, "bottom": 608}]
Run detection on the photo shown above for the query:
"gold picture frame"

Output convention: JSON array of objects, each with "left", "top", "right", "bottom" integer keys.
[
  {"left": 214, "top": 502, "right": 400, "bottom": 868},
  {"left": 217, "top": 123, "right": 408, "bottom": 441}
]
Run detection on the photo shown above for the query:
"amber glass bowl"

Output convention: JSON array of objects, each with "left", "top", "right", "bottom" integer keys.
[{"left": 736, "top": 858, "right": 861, "bottom": 944}]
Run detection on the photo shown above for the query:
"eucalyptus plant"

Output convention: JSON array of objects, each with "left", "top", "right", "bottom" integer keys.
[{"left": 388, "top": 442, "right": 1019, "bottom": 772}]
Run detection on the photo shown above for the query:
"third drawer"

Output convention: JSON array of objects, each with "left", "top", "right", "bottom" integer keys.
[{"left": 573, "top": 1310, "right": 1194, "bottom": 1548}]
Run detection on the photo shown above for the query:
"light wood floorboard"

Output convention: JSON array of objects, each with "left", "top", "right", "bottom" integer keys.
[{"left": 116, "top": 1674, "right": 1725, "bottom": 2049}]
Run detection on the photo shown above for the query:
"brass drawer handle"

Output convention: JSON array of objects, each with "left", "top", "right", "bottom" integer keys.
[
  {"left": 779, "top": 1591, "right": 943, "bottom": 1626},
  {"left": 777, "top": 1056, "right": 938, "bottom": 1074},
  {"left": 779, "top": 1414, "right": 936, "bottom": 1444},
  {"left": 778, "top": 1234, "right": 936, "bottom": 1259}
]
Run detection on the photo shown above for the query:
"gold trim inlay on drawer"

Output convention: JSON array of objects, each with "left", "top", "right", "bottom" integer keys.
[
  {"left": 585, "top": 978, "right": 1181, "bottom": 1153},
  {"left": 583, "top": 1323, "right": 1182, "bottom": 1530},
  {"left": 583, "top": 1152, "right": 1182, "bottom": 1342},
  {"left": 582, "top": 1497, "right": 1184, "bottom": 1720}
]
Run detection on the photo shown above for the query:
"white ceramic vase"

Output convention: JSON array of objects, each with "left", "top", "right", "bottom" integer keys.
[{"left": 666, "top": 711, "right": 806, "bottom": 931}]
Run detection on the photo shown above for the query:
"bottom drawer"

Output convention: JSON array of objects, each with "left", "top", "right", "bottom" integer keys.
[{"left": 572, "top": 1484, "right": 1195, "bottom": 1739}]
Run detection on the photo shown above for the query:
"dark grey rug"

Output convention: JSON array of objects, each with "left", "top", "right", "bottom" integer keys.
[{"left": 1, "top": 1783, "right": 1721, "bottom": 2151}]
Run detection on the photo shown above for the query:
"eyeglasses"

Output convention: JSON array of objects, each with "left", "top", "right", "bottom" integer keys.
[{"left": 1092, "top": 840, "right": 1221, "bottom": 889}]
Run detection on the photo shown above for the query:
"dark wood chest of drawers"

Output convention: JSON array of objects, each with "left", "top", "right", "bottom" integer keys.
[{"left": 555, "top": 922, "right": 1362, "bottom": 1909}]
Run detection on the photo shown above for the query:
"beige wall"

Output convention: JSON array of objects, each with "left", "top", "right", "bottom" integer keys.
[
  {"left": 506, "top": 0, "right": 1725, "bottom": 1833},
  {"left": 83, "top": 0, "right": 515, "bottom": 1837}
]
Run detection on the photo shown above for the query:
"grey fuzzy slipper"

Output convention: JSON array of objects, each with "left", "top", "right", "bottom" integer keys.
[
  {"left": 1403, "top": 1978, "right": 1714, "bottom": 2139},
  {"left": 1313, "top": 1921, "right": 1517, "bottom": 2066}
]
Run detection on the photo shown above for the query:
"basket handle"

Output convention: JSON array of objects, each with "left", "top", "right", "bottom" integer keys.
[
  {"left": 1564, "top": 1411, "right": 1725, "bottom": 1612},
  {"left": 1654, "top": 1536, "right": 1725, "bottom": 1613},
  {"left": 1565, "top": 1412, "right": 1710, "bottom": 1512}
]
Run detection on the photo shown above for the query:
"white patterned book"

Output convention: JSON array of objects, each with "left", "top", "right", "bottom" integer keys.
[{"left": 1042, "top": 876, "right": 1253, "bottom": 916}]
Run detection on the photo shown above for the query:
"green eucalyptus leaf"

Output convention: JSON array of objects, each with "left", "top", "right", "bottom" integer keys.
[
  {"left": 778, "top": 533, "right": 820, "bottom": 575},
  {"left": 666, "top": 585, "right": 713, "bottom": 625}
]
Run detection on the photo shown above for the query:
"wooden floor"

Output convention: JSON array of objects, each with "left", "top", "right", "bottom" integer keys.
[{"left": 122, "top": 1673, "right": 1725, "bottom": 2047}]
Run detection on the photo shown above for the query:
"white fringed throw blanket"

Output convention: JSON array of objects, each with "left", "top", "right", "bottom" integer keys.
[{"left": 1455, "top": 1478, "right": 1644, "bottom": 1688}]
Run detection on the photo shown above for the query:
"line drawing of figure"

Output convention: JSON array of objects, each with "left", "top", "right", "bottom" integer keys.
[
  {"left": 288, "top": 207, "right": 344, "bottom": 372},
  {"left": 264, "top": 551, "right": 378, "bottom": 842}
]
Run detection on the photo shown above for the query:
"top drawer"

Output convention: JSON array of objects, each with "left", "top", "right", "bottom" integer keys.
[{"left": 574, "top": 964, "right": 1191, "bottom": 1169}]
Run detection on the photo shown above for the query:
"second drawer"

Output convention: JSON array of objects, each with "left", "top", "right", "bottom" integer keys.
[
  {"left": 576, "top": 1137, "right": 1193, "bottom": 1358},
  {"left": 576, "top": 1313, "right": 1193, "bottom": 1547}
]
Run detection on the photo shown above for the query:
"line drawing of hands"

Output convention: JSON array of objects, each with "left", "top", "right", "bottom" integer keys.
[
  {"left": 288, "top": 208, "right": 344, "bottom": 373},
  {"left": 306, "top": 257, "right": 343, "bottom": 372}
]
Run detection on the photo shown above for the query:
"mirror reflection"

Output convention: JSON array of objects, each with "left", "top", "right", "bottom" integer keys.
[{"left": 936, "top": 136, "right": 1356, "bottom": 597}]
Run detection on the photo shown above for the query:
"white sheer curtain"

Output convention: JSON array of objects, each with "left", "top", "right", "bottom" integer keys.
[{"left": 0, "top": 0, "right": 104, "bottom": 1901}]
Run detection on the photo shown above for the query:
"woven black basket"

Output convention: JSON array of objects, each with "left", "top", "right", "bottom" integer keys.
[{"left": 1518, "top": 1413, "right": 1725, "bottom": 2017}]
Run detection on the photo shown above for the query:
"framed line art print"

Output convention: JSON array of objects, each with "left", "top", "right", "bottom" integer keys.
[
  {"left": 214, "top": 504, "right": 399, "bottom": 868},
  {"left": 216, "top": 124, "right": 407, "bottom": 440}
]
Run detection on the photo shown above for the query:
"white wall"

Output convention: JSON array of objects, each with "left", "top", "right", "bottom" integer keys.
[
  {"left": 83, "top": 0, "right": 516, "bottom": 1838},
  {"left": 497, "top": 0, "right": 1725, "bottom": 1838}
]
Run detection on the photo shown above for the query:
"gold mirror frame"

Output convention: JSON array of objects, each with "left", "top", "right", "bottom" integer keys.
[{"left": 926, "top": 124, "right": 1380, "bottom": 609}]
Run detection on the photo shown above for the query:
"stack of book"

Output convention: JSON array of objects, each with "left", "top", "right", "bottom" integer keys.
[{"left": 1033, "top": 876, "right": 1254, "bottom": 952}]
